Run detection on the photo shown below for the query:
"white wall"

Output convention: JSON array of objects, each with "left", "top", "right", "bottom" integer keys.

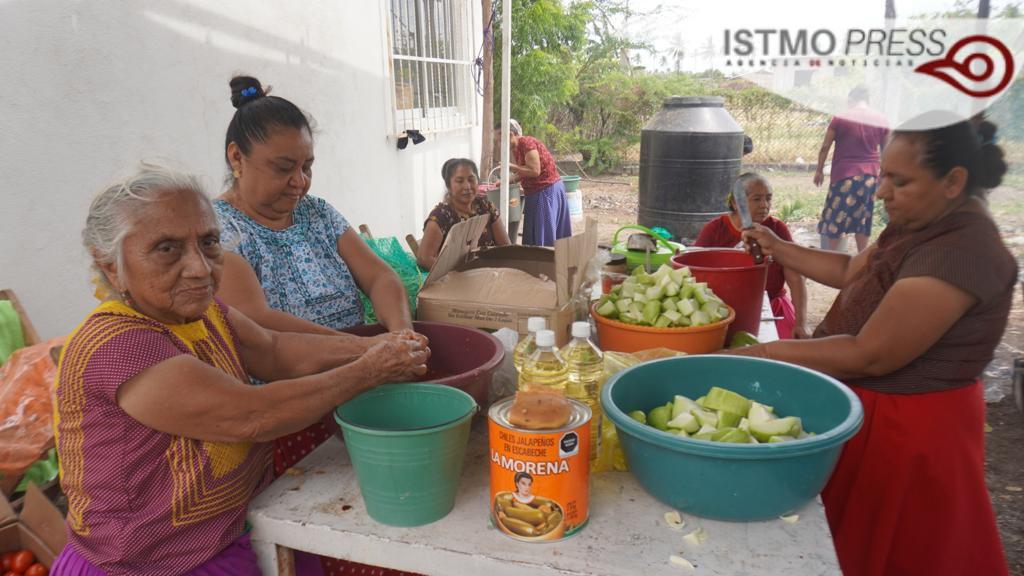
[{"left": 0, "top": 0, "right": 482, "bottom": 338}]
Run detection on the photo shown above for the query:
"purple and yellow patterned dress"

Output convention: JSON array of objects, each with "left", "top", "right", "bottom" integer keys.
[{"left": 52, "top": 299, "right": 272, "bottom": 576}]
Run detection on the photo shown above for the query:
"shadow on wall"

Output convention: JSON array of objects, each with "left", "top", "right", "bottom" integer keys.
[{"left": 0, "top": 0, "right": 422, "bottom": 337}]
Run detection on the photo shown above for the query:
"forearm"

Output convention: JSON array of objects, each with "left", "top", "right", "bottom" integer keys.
[
  {"left": 368, "top": 273, "right": 414, "bottom": 331},
  {"left": 788, "top": 275, "right": 808, "bottom": 328},
  {"left": 816, "top": 145, "right": 830, "bottom": 173},
  {"left": 240, "top": 359, "right": 380, "bottom": 442},
  {"left": 772, "top": 241, "right": 851, "bottom": 289},
  {"left": 269, "top": 330, "right": 374, "bottom": 378},
  {"left": 731, "top": 335, "right": 883, "bottom": 381},
  {"left": 416, "top": 252, "right": 437, "bottom": 271},
  {"left": 245, "top": 305, "right": 339, "bottom": 336}
]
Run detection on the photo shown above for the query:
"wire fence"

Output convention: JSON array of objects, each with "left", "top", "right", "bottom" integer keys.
[{"left": 725, "top": 98, "right": 1024, "bottom": 175}]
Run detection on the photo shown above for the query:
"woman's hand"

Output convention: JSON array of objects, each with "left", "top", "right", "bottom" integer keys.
[
  {"left": 792, "top": 325, "right": 812, "bottom": 339},
  {"left": 361, "top": 332, "right": 431, "bottom": 385},
  {"left": 813, "top": 170, "right": 825, "bottom": 187},
  {"left": 389, "top": 328, "right": 429, "bottom": 349},
  {"left": 741, "top": 224, "right": 785, "bottom": 258}
]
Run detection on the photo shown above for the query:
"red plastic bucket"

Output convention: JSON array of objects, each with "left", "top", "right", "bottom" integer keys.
[
  {"left": 671, "top": 249, "right": 767, "bottom": 338},
  {"left": 341, "top": 321, "right": 504, "bottom": 409}
]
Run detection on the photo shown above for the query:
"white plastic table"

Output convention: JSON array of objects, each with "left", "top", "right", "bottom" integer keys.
[
  {"left": 248, "top": 433, "right": 839, "bottom": 575},
  {"left": 246, "top": 296, "right": 827, "bottom": 576}
]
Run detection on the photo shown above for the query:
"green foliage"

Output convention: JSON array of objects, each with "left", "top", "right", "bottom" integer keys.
[
  {"left": 493, "top": 0, "right": 589, "bottom": 134},
  {"left": 776, "top": 197, "right": 808, "bottom": 222}
]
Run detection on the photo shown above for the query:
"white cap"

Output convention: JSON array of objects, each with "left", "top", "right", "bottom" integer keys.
[
  {"left": 535, "top": 330, "right": 555, "bottom": 347},
  {"left": 527, "top": 317, "right": 547, "bottom": 332},
  {"left": 571, "top": 321, "right": 591, "bottom": 339}
]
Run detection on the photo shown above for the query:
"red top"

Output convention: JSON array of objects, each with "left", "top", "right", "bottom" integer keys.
[
  {"left": 514, "top": 136, "right": 561, "bottom": 194},
  {"left": 694, "top": 214, "right": 793, "bottom": 299}
]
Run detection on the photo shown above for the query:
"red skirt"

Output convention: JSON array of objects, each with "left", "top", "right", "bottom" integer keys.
[
  {"left": 275, "top": 421, "right": 424, "bottom": 576},
  {"left": 821, "top": 381, "right": 1008, "bottom": 576}
]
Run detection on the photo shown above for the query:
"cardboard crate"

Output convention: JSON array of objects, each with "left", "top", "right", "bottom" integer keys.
[
  {"left": 417, "top": 215, "right": 597, "bottom": 345},
  {"left": 0, "top": 483, "right": 66, "bottom": 568}
]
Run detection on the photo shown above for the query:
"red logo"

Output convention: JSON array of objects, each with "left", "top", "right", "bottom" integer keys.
[{"left": 915, "top": 35, "right": 1015, "bottom": 97}]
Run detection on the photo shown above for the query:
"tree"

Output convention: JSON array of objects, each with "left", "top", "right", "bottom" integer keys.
[{"left": 492, "top": 0, "right": 589, "bottom": 138}]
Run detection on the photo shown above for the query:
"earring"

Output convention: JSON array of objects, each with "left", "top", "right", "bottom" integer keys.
[
  {"left": 120, "top": 290, "right": 134, "bottom": 308},
  {"left": 233, "top": 169, "right": 241, "bottom": 179}
]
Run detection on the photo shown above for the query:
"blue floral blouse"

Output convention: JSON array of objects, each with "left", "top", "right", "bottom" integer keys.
[{"left": 214, "top": 196, "right": 365, "bottom": 330}]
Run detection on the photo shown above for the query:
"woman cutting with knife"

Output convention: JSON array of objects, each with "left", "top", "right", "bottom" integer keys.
[
  {"left": 731, "top": 114, "right": 1013, "bottom": 576},
  {"left": 695, "top": 172, "right": 808, "bottom": 339}
]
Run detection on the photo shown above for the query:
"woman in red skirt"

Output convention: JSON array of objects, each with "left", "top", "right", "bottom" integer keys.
[
  {"left": 695, "top": 172, "right": 809, "bottom": 339},
  {"left": 733, "top": 113, "right": 1013, "bottom": 576}
]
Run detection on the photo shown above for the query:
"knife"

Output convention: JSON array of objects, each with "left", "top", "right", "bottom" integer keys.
[{"left": 732, "top": 180, "right": 764, "bottom": 264}]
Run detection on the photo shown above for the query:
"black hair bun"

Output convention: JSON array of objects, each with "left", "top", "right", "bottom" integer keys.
[
  {"left": 976, "top": 120, "right": 1007, "bottom": 190},
  {"left": 229, "top": 75, "right": 266, "bottom": 109}
]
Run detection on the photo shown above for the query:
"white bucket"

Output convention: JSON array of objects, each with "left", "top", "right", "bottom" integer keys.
[{"left": 566, "top": 190, "right": 583, "bottom": 219}]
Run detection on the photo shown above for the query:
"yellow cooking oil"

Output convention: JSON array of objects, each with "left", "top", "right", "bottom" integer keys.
[
  {"left": 563, "top": 321, "right": 604, "bottom": 462},
  {"left": 513, "top": 316, "right": 548, "bottom": 375},
  {"left": 518, "top": 329, "right": 568, "bottom": 394}
]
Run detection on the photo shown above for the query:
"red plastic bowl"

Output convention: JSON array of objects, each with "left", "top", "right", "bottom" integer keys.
[{"left": 341, "top": 321, "right": 505, "bottom": 410}]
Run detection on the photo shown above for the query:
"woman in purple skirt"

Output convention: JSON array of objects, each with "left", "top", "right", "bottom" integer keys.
[{"left": 495, "top": 119, "right": 572, "bottom": 246}]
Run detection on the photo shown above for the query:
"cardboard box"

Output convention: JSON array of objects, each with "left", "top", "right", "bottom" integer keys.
[
  {"left": 417, "top": 215, "right": 598, "bottom": 345},
  {"left": 0, "top": 483, "right": 66, "bottom": 568}
]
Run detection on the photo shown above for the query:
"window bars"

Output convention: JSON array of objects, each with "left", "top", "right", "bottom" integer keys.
[{"left": 390, "top": 0, "right": 477, "bottom": 134}]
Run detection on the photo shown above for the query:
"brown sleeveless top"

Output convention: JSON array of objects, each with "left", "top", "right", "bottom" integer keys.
[{"left": 814, "top": 205, "right": 1018, "bottom": 394}]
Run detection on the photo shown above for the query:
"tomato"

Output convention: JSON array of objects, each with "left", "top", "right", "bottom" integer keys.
[
  {"left": 10, "top": 550, "right": 35, "bottom": 574},
  {"left": 0, "top": 552, "right": 13, "bottom": 569},
  {"left": 25, "top": 564, "right": 47, "bottom": 576},
  {"left": 3, "top": 571, "right": 17, "bottom": 576}
]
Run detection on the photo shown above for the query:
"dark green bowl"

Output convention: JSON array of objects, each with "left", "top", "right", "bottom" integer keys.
[{"left": 601, "top": 355, "right": 863, "bottom": 521}]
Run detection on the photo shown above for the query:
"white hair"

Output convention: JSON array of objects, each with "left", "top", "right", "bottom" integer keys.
[
  {"left": 84, "top": 162, "right": 211, "bottom": 299},
  {"left": 736, "top": 171, "right": 772, "bottom": 194}
]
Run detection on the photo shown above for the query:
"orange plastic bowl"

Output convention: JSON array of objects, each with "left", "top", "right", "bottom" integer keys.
[{"left": 590, "top": 303, "right": 735, "bottom": 354}]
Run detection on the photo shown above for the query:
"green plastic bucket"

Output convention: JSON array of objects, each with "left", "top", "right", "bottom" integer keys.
[
  {"left": 610, "top": 224, "right": 686, "bottom": 272},
  {"left": 334, "top": 383, "right": 478, "bottom": 526},
  {"left": 561, "top": 175, "right": 582, "bottom": 192}
]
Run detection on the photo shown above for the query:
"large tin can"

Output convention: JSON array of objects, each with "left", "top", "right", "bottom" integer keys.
[{"left": 488, "top": 397, "right": 591, "bottom": 542}]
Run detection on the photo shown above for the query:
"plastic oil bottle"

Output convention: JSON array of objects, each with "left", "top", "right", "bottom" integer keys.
[
  {"left": 513, "top": 316, "right": 547, "bottom": 375},
  {"left": 563, "top": 321, "right": 604, "bottom": 462},
  {"left": 518, "top": 329, "right": 568, "bottom": 394}
]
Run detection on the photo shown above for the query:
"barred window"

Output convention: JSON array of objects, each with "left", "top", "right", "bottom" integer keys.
[{"left": 389, "top": 0, "right": 477, "bottom": 133}]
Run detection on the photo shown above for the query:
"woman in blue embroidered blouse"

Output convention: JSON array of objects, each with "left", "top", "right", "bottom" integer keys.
[{"left": 213, "top": 75, "right": 413, "bottom": 336}]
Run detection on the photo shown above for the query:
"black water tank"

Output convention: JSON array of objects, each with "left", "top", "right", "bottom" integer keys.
[{"left": 638, "top": 96, "right": 744, "bottom": 242}]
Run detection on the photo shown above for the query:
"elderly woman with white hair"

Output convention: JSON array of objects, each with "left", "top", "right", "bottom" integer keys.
[
  {"left": 494, "top": 119, "right": 572, "bottom": 246},
  {"left": 50, "top": 164, "right": 429, "bottom": 576}
]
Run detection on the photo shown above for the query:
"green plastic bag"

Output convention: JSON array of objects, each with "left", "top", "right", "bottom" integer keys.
[
  {"left": 15, "top": 448, "right": 59, "bottom": 496},
  {"left": 0, "top": 301, "right": 26, "bottom": 364},
  {"left": 358, "top": 236, "right": 426, "bottom": 324}
]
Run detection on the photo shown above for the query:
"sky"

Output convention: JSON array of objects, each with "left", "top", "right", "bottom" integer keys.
[{"left": 619, "top": 0, "right": 999, "bottom": 71}]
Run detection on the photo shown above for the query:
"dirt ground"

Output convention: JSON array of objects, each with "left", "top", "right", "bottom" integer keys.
[{"left": 572, "top": 172, "right": 1024, "bottom": 575}]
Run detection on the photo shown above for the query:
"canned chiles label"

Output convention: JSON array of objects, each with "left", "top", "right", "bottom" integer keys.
[{"left": 488, "top": 398, "right": 591, "bottom": 542}]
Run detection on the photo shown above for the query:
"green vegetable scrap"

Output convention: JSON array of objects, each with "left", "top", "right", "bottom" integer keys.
[{"left": 632, "top": 387, "right": 811, "bottom": 445}]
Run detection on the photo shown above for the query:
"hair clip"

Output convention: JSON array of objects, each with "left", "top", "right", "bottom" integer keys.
[{"left": 241, "top": 87, "right": 258, "bottom": 98}]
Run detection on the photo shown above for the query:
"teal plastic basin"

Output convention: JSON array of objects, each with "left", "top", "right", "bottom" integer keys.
[
  {"left": 601, "top": 355, "right": 863, "bottom": 521},
  {"left": 335, "top": 383, "right": 478, "bottom": 526}
]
